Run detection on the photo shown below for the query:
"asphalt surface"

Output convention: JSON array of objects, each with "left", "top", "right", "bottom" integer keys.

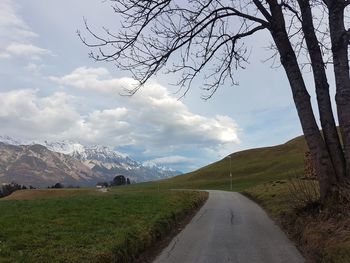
[{"left": 153, "top": 190, "right": 305, "bottom": 263}]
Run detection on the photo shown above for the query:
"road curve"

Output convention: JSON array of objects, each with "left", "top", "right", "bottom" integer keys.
[{"left": 153, "top": 190, "right": 304, "bottom": 263}]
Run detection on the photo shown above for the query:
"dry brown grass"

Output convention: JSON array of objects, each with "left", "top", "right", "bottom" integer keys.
[
  {"left": 287, "top": 177, "right": 320, "bottom": 208},
  {"left": 245, "top": 180, "right": 350, "bottom": 263},
  {"left": 286, "top": 206, "right": 350, "bottom": 263}
]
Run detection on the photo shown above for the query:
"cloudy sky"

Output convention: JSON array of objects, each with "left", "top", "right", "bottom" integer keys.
[{"left": 0, "top": 0, "right": 318, "bottom": 172}]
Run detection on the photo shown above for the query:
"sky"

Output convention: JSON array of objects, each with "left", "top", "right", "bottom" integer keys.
[{"left": 0, "top": 0, "right": 319, "bottom": 172}]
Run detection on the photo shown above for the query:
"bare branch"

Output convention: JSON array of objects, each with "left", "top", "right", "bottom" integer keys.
[{"left": 79, "top": 0, "right": 270, "bottom": 97}]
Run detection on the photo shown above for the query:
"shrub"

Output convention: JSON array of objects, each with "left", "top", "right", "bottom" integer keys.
[
  {"left": 111, "top": 175, "right": 126, "bottom": 186},
  {"left": 287, "top": 175, "right": 320, "bottom": 209}
]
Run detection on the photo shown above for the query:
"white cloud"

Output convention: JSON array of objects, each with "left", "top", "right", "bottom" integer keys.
[
  {"left": 50, "top": 66, "right": 240, "bottom": 152},
  {"left": 0, "top": 89, "right": 80, "bottom": 135},
  {"left": 0, "top": 1, "right": 51, "bottom": 60},
  {"left": 0, "top": 53, "right": 11, "bottom": 59},
  {"left": 5, "top": 43, "right": 51, "bottom": 58},
  {"left": 50, "top": 66, "right": 136, "bottom": 95},
  {"left": 24, "top": 63, "right": 43, "bottom": 75},
  {"left": 0, "top": 89, "right": 133, "bottom": 146},
  {"left": 0, "top": 0, "right": 38, "bottom": 40}
]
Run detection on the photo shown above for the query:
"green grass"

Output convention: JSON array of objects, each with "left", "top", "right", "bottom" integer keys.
[
  {"left": 2, "top": 188, "right": 96, "bottom": 201},
  {"left": 0, "top": 187, "right": 207, "bottom": 263},
  {"left": 159, "top": 135, "right": 307, "bottom": 191},
  {"left": 243, "top": 180, "right": 293, "bottom": 216}
]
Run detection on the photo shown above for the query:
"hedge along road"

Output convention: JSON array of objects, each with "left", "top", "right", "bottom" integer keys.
[{"left": 153, "top": 190, "right": 304, "bottom": 263}]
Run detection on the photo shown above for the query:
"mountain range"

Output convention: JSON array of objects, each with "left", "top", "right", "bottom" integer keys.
[{"left": 0, "top": 135, "right": 181, "bottom": 187}]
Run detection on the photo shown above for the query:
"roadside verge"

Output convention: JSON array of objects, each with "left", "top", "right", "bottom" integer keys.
[{"left": 243, "top": 180, "right": 350, "bottom": 263}]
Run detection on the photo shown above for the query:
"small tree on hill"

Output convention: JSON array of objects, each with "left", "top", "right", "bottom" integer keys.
[
  {"left": 111, "top": 175, "right": 127, "bottom": 186},
  {"left": 53, "top": 183, "right": 64, "bottom": 189},
  {"left": 80, "top": 0, "right": 350, "bottom": 204}
]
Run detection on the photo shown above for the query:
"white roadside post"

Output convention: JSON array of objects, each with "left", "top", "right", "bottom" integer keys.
[{"left": 228, "top": 156, "right": 232, "bottom": 191}]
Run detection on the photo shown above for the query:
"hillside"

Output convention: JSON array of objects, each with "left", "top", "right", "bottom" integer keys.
[{"left": 163, "top": 135, "right": 308, "bottom": 190}]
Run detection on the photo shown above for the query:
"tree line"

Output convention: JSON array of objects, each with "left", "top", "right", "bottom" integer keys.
[{"left": 0, "top": 182, "right": 35, "bottom": 198}]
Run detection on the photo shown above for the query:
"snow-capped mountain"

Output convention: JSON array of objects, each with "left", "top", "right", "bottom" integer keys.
[
  {"left": 44, "top": 141, "right": 135, "bottom": 169},
  {"left": 43, "top": 141, "right": 180, "bottom": 182},
  {"left": 0, "top": 135, "right": 181, "bottom": 186},
  {"left": 0, "top": 142, "right": 101, "bottom": 187},
  {"left": 143, "top": 160, "right": 176, "bottom": 172}
]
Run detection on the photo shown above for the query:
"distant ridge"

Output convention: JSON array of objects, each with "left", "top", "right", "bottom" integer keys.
[
  {"left": 0, "top": 142, "right": 99, "bottom": 187},
  {"left": 0, "top": 136, "right": 181, "bottom": 187},
  {"left": 42, "top": 140, "right": 181, "bottom": 182}
]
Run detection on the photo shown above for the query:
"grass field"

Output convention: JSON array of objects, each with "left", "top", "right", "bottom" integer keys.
[{"left": 0, "top": 187, "right": 207, "bottom": 263}]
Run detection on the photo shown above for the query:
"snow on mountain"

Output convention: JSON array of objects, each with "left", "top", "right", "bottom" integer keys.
[
  {"left": 42, "top": 141, "right": 180, "bottom": 182},
  {"left": 143, "top": 160, "right": 176, "bottom": 172},
  {"left": 0, "top": 142, "right": 101, "bottom": 187},
  {"left": 43, "top": 141, "right": 86, "bottom": 156},
  {"left": 0, "top": 135, "right": 24, "bottom": 146},
  {"left": 44, "top": 141, "right": 128, "bottom": 159},
  {"left": 43, "top": 141, "right": 139, "bottom": 171},
  {"left": 142, "top": 160, "right": 157, "bottom": 168},
  {"left": 0, "top": 135, "right": 181, "bottom": 184}
]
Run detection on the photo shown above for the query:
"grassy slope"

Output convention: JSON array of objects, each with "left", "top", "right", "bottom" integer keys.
[
  {"left": 0, "top": 187, "right": 207, "bottom": 263},
  {"left": 244, "top": 181, "right": 350, "bottom": 263},
  {"left": 162, "top": 135, "right": 307, "bottom": 191}
]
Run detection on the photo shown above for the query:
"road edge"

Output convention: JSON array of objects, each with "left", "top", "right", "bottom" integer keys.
[
  {"left": 132, "top": 191, "right": 209, "bottom": 263},
  {"left": 241, "top": 191, "right": 306, "bottom": 260}
]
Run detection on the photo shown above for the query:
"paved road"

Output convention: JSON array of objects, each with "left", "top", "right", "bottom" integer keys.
[{"left": 153, "top": 190, "right": 305, "bottom": 263}]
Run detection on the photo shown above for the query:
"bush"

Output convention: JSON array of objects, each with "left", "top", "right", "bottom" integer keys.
[
  {"left": 50, "top": 183, "right": 64, "bottom": 189},
  {"left": 111, "top": 175, "right": 127, "bottom": 186},
  {"left": 287, "top": 175, "right": 320, "bottom": 209}
]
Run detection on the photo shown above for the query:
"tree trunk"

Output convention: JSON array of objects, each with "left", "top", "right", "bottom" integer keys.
[
  {"left": 297, "top": 0, "right": 345, "bottom": 181},
  {"left": 327, "top": 1, "right": 350, "bottom": 178},
  {"left": 266, "top": 0, "right": 337, "bottom": 202}
]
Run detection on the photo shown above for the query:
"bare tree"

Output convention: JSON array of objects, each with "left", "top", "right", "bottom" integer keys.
[{"left": 79, "top": 0, "right": 350, "bottom": 204}]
